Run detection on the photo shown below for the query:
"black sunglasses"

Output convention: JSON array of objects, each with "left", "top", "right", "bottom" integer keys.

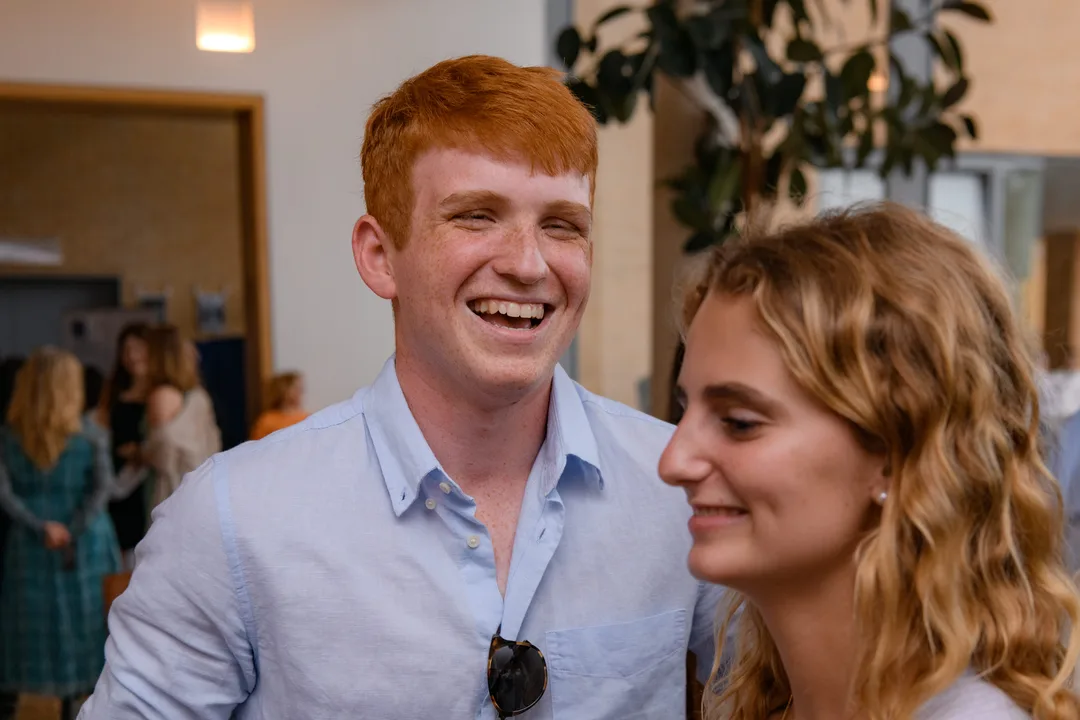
[{"left": 487, "top": 628, "right": 548, "bottom": 718}]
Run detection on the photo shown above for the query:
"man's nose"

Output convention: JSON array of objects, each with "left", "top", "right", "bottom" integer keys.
[{"left": 493, "top": 227, "right": 548, "bottom": 285}]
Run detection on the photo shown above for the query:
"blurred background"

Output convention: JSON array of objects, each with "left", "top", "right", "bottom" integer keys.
[{"left": 1, "top": 0, "right": 1079, "bottom": 717}]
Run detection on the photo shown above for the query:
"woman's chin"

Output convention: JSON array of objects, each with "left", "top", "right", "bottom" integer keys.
[{"left": 687, "top": 545, "right": 746, "bottom": 587}]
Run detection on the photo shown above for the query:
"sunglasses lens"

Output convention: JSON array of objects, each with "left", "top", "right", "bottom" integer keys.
[{"left": 488, "top": 641, "right": 547, "bottom": 715}]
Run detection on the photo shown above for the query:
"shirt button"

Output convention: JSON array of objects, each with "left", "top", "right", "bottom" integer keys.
[
  {"left": 467, "top": 535, "right": 480, "bottom": 549},
  {"left": 439, "top": 482, "right": 452, "bottom": 495},
  {"left": 424, "top": 498, "right": 437, "bottom": 510}
]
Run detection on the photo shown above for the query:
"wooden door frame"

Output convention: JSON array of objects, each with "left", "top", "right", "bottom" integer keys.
[{"left": 0, "top": 81, "right": 272, "bottom": 419}]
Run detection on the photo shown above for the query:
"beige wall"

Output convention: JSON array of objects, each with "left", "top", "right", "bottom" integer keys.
[
  {"left": 0, "top": 0, "right": 548, "bottom": 410},
  {"left": 574, "top": 0, "right": 655, "bottom": 409},
  {"left": 949, "top": 0, "right": 1080, "bottom": 156},
  {"left": 588, "top": 0, "right": 1080, "bottom": 417},
  {"left": 0, "top": 104, "right": 246, "bottom": 340}
]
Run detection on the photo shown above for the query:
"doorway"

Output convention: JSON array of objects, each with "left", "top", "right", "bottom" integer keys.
[{"left": 0, "top": 82, "right": 271, "bottom": 422}]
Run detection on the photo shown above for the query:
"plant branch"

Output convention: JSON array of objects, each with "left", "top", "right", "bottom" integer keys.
[{"left": 821, "top": 9, "right": 937, "bottom": 57}]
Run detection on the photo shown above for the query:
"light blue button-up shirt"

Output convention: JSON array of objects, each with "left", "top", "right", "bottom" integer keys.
[{"left": 80, "top": 357, "right": 722, "bottom": 720}]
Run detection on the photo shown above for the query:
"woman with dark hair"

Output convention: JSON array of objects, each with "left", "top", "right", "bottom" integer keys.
[{"left": 96, "top": 323, "right": 150, "bottom": 568}]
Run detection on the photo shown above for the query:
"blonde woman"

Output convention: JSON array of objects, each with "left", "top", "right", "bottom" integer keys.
[
  {"left": 661, "top": 203, "right": 1080, "bottom": 720},
  {"left": 250, "top": 371, "right": 309, "bottom": 440},
  {"left": 0, "top": 348, "right": 120, "bottom": 720}
]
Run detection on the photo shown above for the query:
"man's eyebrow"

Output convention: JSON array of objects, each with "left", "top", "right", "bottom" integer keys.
[
  {"left": 437, "top": 190, "right": 507, "bottom": 211},
  {"left": 545, "top": 200, "right": 592, "bottom": 227}
]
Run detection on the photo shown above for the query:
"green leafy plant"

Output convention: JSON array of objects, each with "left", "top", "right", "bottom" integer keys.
[{"left": 557, "top": 0, "right": 992, "bottom": 251}]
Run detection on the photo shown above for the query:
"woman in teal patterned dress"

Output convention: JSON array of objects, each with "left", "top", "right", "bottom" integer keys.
[{"left": 0, "top": 348, "right": 120, "bottom": 720}]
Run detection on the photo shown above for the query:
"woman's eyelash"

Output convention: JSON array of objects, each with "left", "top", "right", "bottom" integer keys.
[{"left": 723, "top": 417, "right": 761, "bottom": 433}]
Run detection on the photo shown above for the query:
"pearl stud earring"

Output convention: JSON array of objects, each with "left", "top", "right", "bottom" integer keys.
[{"left": 876, "top": 490, "right": 888, "bottom": 505}]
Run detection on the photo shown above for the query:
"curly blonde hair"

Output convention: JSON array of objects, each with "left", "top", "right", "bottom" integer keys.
[
  {"left": 683, "top": 203, "right": 1080, "bottom": 720},
  {"left": 6, "top": 347, "right": 84, "bottom": 470}
]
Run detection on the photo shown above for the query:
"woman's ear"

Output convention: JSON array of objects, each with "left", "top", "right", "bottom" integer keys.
[
  {"left": 353, "top": 215, "right": 397, "bottom": 301},
  {"left": 871, "top": 456, "right": 891, "bottom": 506}
]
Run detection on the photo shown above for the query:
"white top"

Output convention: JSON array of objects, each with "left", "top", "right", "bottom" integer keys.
[{"left": 918, "top": 672, "right": 1028, "bottom": 719}]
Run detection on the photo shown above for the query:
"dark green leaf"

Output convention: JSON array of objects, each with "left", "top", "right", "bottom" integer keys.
[
  {"left": 774, "top": 72, "right": 807, "bottom": 117},
  {"left": 944, "top": 30, "right": 965, "bottom": 73},
  {"left": 646, "top": 3, "right": 680, "bottom": 37},
  {"left": 789, "top": 166, "right": 808, "bottom": 204},
  {"left": 657, "top": 29, "right": 698, "bottom": 77},
  {"left": 925, "top": 31, "right": 959, "bottom": 72},
  {"left": 684, "top": 229, "right": 719, "bottom": 253},
  {"left": 897, "top": 74, "right": 916, "bottom": 109},
  {"left": 605, "top": 89, "right": 638, "bottom": 122},
  {"left": 597, "top": 49, "right": 633, "bottom": 95},
  {"left": 889, "top": 7, "right": 913, "bottom": 32},
  {"left": 824, "top": 71, "right": 845, "bottom": 116},
  {"left": 567, "top": 79, "right": 609, "bottom": 124},
  {"left": 556, "top": 27, "right": 582, "bottom": 69},
  {"left": 941, "top": 76, "right": 969, "bottom": 108},
  {"left": 788, "top": 0, "right": 809, "bottom": 23},
  {"left": 840, "top": 49, "right": 875, "bottom": 99},
  {"left": 762, "top": 152, "right": 784, "bottom": 198},
  {"left": 961, "top": 114, "right": 978, "bottom": 139},
  {"left": 880, "top": 143, "right": 899, "bottom": 178},
  {"left": 593, "top": 5, "right": 633, "bottom": 29},
  {"left": 917, "top": 84, "right": 937, "bottom": 115},
  {"left": 685, "top": 13, "right": 730, "bottom": 50},
  {"left": 940, "top": 1, "right": 992, "bottom": 22},
  {"left": 787, "top": 38, "right": 823, "bottom": 62},
  {"left": 913, "top": 127, "right": 942, "bottom": 171},
  {"left": 703, "top": 44, "right": 736, "bottom": 99},
  {"left": 763, "top": 0, "right": 780, "bottom": 27},
  {"left": 746, "top": 33, "right": 782, "bottom": 83},
  {"left": 856, "top": 125, "right": 875, "bottom": 166},
  {"left": 901, "top": 145, "right": 915, "bottom": 176},
  {"left": 708, "top": 158, "right": 742, "bottom": 210},
  {"left": 838, "top": 111, "right": 855, "bottom": 137},
  {"left": 672, "top": 196, "right": 710, "bottom": 231},
  {"left": 922, "top": 121, "right": 959, "bottom": 157}
]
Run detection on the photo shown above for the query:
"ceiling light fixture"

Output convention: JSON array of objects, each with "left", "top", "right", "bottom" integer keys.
[{"left": 196, "top": 0, "right": 255, "bottom": 53}]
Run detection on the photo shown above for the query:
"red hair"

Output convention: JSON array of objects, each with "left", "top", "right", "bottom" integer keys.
[{"left": 361, "top": 55, "right": 598, "bottom": 247}]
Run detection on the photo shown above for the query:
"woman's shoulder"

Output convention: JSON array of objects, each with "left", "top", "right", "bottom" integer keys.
[
  {"left": 918, "top": 673, "right": 1029, "bottom": 720},
  {"left": 147, "top": 385, "right": 185, "bottom": 426}
]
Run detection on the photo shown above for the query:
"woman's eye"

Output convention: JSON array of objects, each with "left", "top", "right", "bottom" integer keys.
[{"left": 722, "top": 417, "right": 762, "bottom": 436}]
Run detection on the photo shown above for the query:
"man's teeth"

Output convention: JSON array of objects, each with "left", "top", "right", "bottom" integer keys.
[
  {"left": 470, "top": 299, "right": 545, "bottom": 320},
  {"left": 694, "top": 507, "right": 745, "bottom": 517}
]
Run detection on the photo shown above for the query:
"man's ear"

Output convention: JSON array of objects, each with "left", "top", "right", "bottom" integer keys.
[{"left": 353, "top": 214, "right": 397, "bottom": 301}]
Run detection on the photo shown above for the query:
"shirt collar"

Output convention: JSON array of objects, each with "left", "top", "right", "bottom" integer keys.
[{"left": 363, "top": 356, "right": 603, "bottom": 517}]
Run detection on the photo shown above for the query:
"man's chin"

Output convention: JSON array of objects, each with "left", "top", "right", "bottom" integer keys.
[{"left": 467, "top": 356, "right": 557, "bottom": 401}]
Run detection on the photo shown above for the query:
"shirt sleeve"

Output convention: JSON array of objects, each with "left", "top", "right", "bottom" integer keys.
[
  {"left": 78, "top": 457, "right": 256, "bottom": 719},
  {"left": 0, "top": 441, "right": 45, "bottom": 534},
  {"left": 70, "top": 428, "right": 115, "bottom": 537},
  {"left": 689, "top": 580, "right": 726, "bottom": 686}
]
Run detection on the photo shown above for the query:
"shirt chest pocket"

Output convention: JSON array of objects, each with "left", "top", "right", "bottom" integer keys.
[{"left": 544, "top": 608, "right": 688, "bottom": 720}]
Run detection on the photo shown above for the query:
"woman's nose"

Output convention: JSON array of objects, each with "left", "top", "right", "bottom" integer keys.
[{"left": 658, "top": 418, "right": 713, "bottom": 488}]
